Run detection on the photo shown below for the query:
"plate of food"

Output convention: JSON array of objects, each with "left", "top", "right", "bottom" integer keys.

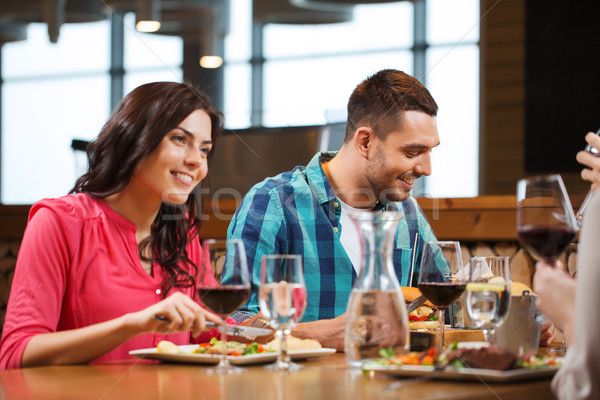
[
  {"left": 129, "top": 339, "right": 278, "bottom": 365},
  {"left": 363, "top": 344, "right": 562, "bottom": 383},
  {"left": 267, "top": 336, "right": 336, "bottom": 360},
  {"left": 130, "top": 336, "right": 336, "bottom": 365}
]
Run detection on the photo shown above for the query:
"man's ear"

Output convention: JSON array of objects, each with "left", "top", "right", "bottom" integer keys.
[{"left": 354, "top": 127, "right": 375, "bottom": 159}]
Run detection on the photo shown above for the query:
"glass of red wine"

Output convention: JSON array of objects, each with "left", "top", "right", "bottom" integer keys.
[
  {"left": 516, "top": 174, "right": 578, "bottom": 265},
  {"left": 197, "top": 239, "right": 250, "bottom": 374},
  {"left": 418, "top": 241, "right": 467, "bottom": 350},
  {"left": 517, "top": 174, "right": 577, "bottom": 353}
]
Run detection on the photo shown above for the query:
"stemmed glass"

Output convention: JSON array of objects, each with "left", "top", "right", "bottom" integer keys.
[
  {"left": 197, "top": 239, "right": 251, "bottom": 374},
  {"left": 418, "top": 241, "right": 467, "bottom": 350},
  {"left": 466, "top": 256, "right": 512, "bottom": 344},
  {"left": 517, "top": 174, "right": 577, "bottom": 352},
  {"left": 516, "top": 174, "right": 578, "bottom": 265},
  {"left": 259, "top": 255, "right": 307, "bottom": 371}
]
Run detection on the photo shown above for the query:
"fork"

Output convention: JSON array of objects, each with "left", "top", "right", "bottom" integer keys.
[{"left": 383, "top": 362, "right": 449, "bottom": 391}]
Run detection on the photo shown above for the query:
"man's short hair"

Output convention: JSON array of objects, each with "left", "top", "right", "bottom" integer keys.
[{"left": 345, "top": 69, "right": 438, "bottom": 142}]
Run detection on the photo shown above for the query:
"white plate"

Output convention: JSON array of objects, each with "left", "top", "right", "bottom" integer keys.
[
  {"left": 129, "top": 345, "right": 336, "bottom": 365},
  {"left": 363, "top": 364, "right": 559, "bottom": 383},
  {"left": 129, "top": 345, "right": 277, "bottom": 365},
  {"left": 288, "top": 348, "right": 336, "bottom": 360}
]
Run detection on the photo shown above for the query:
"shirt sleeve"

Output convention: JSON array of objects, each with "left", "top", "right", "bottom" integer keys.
[
  {"left": 552, "top": 192, "right": 600, "bottom": 400},
  {"left": 223, "top": 186, "right": 285, "bottom": 322},
  {"left": 0, "top": 205, "right": 71, "bottom": 369}
]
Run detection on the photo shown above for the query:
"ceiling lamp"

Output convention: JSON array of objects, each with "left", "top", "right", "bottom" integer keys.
[
  {"left": 0, "top": 0, "right": 105, "bottom": 43},
  {"left": 291, "top": 0, "right": 403, "bottom": 10},
  {"left": 135, "top": 0, "right": 160, "bottom": 32},
  {"left": 254, "top": 0, "right": 352, "bottom": 25},
  {"left": 105, "top": 0, "right": 225, "bottom": 68}
]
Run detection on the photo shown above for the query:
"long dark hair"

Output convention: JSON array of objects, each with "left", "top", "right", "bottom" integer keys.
[{"left": 71, "top": 81, "right": 223, "bottom": 296}]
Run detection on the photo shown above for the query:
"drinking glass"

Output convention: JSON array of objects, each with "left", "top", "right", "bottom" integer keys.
[
  {"left": 197, "top": 239, "right": 250, "bottom": 374},
  {"left": 259, "top": 255, "right": 307, "bottom": 371},
  {"left": 466, "top": 256, "right": 511, "bottom": 343},
  {"left": 418, "top": 241, "right": 467, "bottom": 350},
  {"left": 516, "top": 174, "right": 578, "bottom": 265}
]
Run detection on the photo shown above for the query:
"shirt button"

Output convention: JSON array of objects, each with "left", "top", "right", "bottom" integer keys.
[
  {"left": 333, "top": 227, "right": 339, "bottom": 233},
  {"left": 156, "top": 289, "right": 162, "bottom": 295},
  {"left": 333, "top": 202, "right": 340, "bottom": 208}
]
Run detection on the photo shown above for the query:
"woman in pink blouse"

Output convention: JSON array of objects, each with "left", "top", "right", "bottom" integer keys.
[{"left": 0, "top": 82, "right": 225, "bottom": 369}]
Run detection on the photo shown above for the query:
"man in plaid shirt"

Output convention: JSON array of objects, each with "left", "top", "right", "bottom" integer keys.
[{"left": 223, "top": 69, "right": 440, "bottom": 350}]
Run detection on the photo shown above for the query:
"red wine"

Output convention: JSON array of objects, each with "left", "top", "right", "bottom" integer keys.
[
  {"left": 197, "top": 286, "right": 251, "bottom": 315},
  {"left": 418, "top": 282, "right": 467, "bottom": 308},
  {"left": 517, "top": 225, "right": 576, "bottom": 261}
]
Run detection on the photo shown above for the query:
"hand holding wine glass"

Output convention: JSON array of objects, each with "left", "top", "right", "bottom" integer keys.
[
  {"left": 466, "top": 256, "right": 511, "bottom": 344},
  {"left": 516, "top": 174, "right": 577, "bottom": 266},
  {"left": 418, "top": 241, "right": 467, "bottom": 350},
  {"left": 197, "top": 239, "right": 250, "bottom": 374},
  {"left": 259, "top": 255, "right": 307, "bottom": 371}
]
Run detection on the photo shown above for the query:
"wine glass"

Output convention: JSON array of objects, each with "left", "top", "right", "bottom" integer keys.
[
  {"left": 418, "top": 241, "right": 467, "bottom": 350},
  {"left": 516, "top": 174, "right": 578, "bottom": 265},
  {"left": 259, "top": 255, "right": 307, "bottom": 371},
  {"left": 465, "top": 256, "right": 511, "bottom": 344},
  {"left": 197, "top": 239, "right": 250, "bottom": 374}
]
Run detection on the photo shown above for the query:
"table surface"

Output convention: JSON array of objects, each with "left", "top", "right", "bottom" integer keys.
[{"left": 0, "top": 351, "right": 558, "bottom": 400}]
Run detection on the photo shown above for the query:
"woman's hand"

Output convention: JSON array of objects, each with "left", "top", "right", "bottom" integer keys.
[
  {"left": 127, "top": 292, "right": 222, "bottom": 338},
  {"left": 533, "top": 260, "right": 576, "bottom": 343},
  {"left": 577, "top": 131, "right": 600, "bottom": 190}
]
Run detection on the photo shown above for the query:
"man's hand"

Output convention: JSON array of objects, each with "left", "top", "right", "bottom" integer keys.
[
  {"left": 539, "top": 319, "right": 557, "bottom": 347},
  {"left": 291, "top": 313, "right": 347, "bottom": 351}
]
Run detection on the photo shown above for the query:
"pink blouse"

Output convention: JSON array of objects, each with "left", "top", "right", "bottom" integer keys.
[{"left": 0, "top": 193, "right": 221, "bottom": 369}]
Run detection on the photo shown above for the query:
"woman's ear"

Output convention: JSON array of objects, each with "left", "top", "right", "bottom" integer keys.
[{"left": 353, "top": 127, "right": 375, "bottom": 159}]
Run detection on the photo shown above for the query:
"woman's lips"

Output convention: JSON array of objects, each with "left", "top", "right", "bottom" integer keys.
[{"left": 173, "top": 171, "right": 193, "bottom": 186}]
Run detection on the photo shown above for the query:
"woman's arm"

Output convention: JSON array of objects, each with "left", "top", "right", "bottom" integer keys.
[{"left": 21, "top": 292, "right": 221, "bottom": 367}]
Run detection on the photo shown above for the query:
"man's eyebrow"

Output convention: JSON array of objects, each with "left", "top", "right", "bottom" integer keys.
[
  {"left": 174, "top": 127, "right": 212, "bottom": 145},
  {"left": 403, "top": 141, "right": 441, "bottom": 149}
]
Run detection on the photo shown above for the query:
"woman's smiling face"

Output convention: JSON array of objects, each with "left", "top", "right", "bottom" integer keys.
[{"left": 131, "top": 109, "right": 213, "bottom": 205}]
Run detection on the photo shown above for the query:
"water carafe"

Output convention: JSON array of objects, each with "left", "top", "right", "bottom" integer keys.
[{"left": 344, "top": 211, "right": 409, "bottom": 367}]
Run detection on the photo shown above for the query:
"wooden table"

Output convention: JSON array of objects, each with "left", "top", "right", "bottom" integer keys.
[{"left": 0, "top": 353, "right": 556, "bottom": 400}]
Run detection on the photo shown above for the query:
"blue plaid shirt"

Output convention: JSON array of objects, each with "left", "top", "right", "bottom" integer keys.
[{"left": 222, "top": 152, "right": 437, "bottom": 323}]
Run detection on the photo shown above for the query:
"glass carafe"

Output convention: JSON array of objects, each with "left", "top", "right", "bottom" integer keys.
[{"left": 344, "top": 210, "right": 409, "bottom": 368}]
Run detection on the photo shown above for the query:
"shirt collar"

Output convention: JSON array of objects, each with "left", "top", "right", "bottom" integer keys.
[{"left": 304, "top": 151, "right": 338, "bottom": 205}]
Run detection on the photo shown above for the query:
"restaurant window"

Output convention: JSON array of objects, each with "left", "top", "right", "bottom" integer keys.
[
  {"left": 0, "top": 14, "right": 182, "bottom": 205},
  {"left": 0, "top": 0, "right": 479, "bottom": 204},
  {"left": 241, "top": 0, "right": 480, "bottom": 198},
  {"left": 1, "top": 21, "right": 110, "bottom": 205}
]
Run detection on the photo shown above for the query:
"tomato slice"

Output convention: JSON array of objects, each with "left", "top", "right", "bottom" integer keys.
[{"left": 409, "top": 315, "right": 428, "bottom": 322}]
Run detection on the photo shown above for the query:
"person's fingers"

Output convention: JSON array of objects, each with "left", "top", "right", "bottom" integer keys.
[
  {"left": 202, "top": 308, "right": 223, "bottom": 324},
  {"left": 539, "top": 321, "right": 555, "bottom": 346},
  {"left": 586, "top": 131, "right": 600, "bottom": 148}
]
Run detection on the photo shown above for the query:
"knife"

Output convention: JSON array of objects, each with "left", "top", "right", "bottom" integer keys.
[
  {"left": 407, "top": 295, "right": 427, "bottom": 313},
  {"left": 152, "top": 315, "right": 273, "bottom": 337}
]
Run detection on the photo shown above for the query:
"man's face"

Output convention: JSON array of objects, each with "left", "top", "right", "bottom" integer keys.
[{"left": 364, "top": 111, "right": 439, "bottom": 203}]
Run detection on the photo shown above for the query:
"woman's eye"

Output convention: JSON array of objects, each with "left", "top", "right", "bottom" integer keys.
[
  {"left": 172, "top": 135, "right": 186, "bottom": 144},
  {"left": 200, "top": 147, "right": 211, "bottom": 156}
]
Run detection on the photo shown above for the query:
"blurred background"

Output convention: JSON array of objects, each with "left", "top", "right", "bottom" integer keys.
[{"left": 0, "top": 0, "right": 598, "bottom": 205}]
